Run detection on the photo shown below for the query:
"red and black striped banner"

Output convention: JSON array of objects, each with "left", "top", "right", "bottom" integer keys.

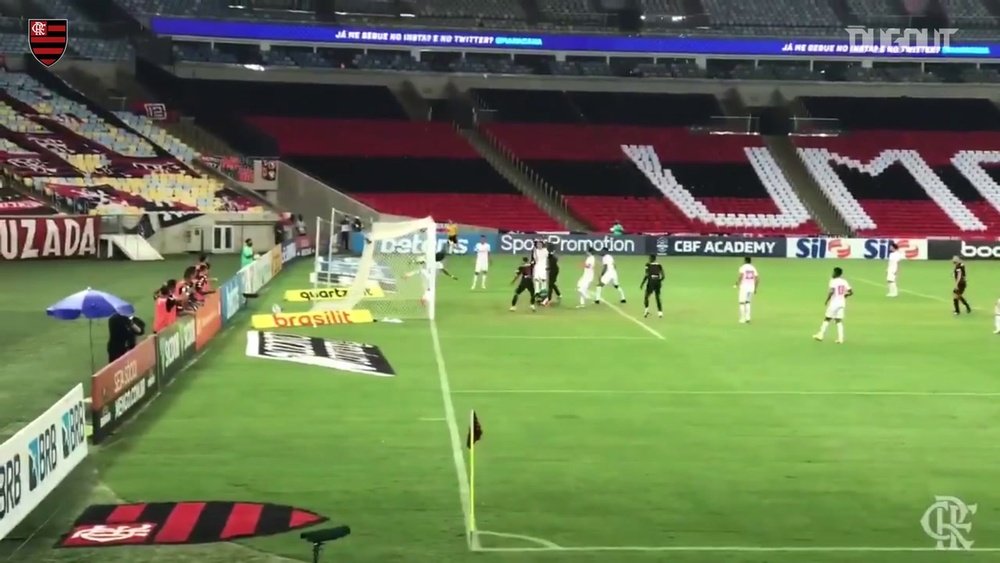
[
  {"left": 58, "top": 501, "right": 328, "bottom": 547},
  {"left": 27, "top": 19, "right": 67, "bottom": 67}
]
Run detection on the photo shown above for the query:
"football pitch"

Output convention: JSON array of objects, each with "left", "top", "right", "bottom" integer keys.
[{"left": 3, "top": 255, "right": 1000, "bottom": 563}]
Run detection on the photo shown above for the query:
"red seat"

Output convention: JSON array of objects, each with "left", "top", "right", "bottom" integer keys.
[{"left": 354, "top": 193, "right": 564, "bottom": 232}]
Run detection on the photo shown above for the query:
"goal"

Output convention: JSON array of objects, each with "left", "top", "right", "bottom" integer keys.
[{"left": 311, "top": 216, "right": 437, "bottom": 321}]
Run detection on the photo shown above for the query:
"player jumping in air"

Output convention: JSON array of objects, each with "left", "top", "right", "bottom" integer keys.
[
  {"left": 595, "top": 251, "right": 626, "bottom": 304},
  {"left": 886, "top": 242, "right": 901, "bottom": 297},
  {"left": 735, "top": 256, "right": 759, "bottom": 324},
  {"left": 814, "top": 266, "right": 853, "bottom": 344},
  {"left": 952, "top": 255, "right": 971, "bottom": 315},
  {"left": 405, "top": 250, "right": 458, "bottom": 281},
  {"left": 445, "top": 220, "right": 459, "bottom": 254},
  {"left": 576, "top": 248, "right": 596, "bottom": 308},
  {"left": 471, "top": 235, "right": 491, "bottom": 290},
  {"left": 510, "top": 256, "right": 537, "bottom": 312},
  {"left": 543, "top": 248, "right": 561, "bottom": 306},
  {"left": 640, "top": 254, "right": 664, "bottom": 318}
]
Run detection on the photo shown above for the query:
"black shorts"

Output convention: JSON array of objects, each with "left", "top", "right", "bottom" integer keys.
[
  {"left": 448, "top": 235, "right": 458, "bottom": 244},
  {"left": 955, "top": 281, "right": 967, "bottom": 295},
  {"left": 516, "top": 280, "right": 534, "bottom": 294},
  {"left": 645, "top": 282, "right": 662, "bottom": 294}
]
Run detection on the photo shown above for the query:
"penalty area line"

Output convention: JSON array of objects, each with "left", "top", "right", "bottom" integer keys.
[
  {"left": 473, "top": 545, "right": 1000, "bottom": 553},
  {"left": 855, "top": 278, "right": 949, "bottom": 303},
  {"left": 451, "top": 389, "right": 1000, "bottom": 397},
  {"left": 602, "top": 300, "right": 665, "bottom": 341}
]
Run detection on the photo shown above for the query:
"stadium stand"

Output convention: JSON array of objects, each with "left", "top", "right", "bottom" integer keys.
[
  {"left": 179, "top": 81, "right": 559, "bottom": 230},
  {"left": 0, "top": 72, "right": 265, "bottom": 217},
  {"left": 795, "top": 97, "right": 1000, "bottom": 237},
  {"left": 0, "top": 184, "right": 56, "bottom": 215},
  {"left": 474, "top": 90, "right": 817, "bottom": 234}
]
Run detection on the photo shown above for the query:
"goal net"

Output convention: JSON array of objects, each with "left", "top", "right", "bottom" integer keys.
[{"left": 311, "top": 216, "right": 437, "bottom": 321}]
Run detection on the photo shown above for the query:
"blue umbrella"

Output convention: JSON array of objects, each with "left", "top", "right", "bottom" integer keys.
[
  {"left": 47, "top": 288, "right": 135, "bottom": 373},
  {"left": 46, "top": 288, "right": 134, "bottom": 320}
]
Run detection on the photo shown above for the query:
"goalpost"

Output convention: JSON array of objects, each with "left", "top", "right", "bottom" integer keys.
[{"left": 310, "top": 215, "right": 438, "bottom": 321}]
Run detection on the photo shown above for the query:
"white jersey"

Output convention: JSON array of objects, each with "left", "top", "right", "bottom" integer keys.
[
  {"left": 738, "top": 264, "right": 758, "bottom": 289},
  {"left": 828, "top": 278, "right": 852, "bottom": 306},
  {"left": 887, "top": 250, "right": 902, "bottom": 279},
  {"left": 995, "top": 298, "right": 1000, "bottom": 316},
  {"left": 533, "top": 247, "right": 549, "bottom": 279},
  {"left": 474, "top": 242, "right": 490, "bottom": 272},
  {"left": 737, "top": 264, "right": 758, "bottom": 302},
  {"left": 578, "top": 255, "right": 596, "bottom": 287},
  {"left": 600, "top": 254, "right": 618, "bottom": 285}
]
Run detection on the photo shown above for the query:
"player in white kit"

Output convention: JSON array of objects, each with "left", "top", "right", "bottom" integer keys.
[
  {"left": 471, "top": 235, "right": 491, "bottom": 290},
  {"left": 576, "top": 249, "right": 595, "bottom": 308},
  {"left": 886, "top": 242, "right": 902, "bottom": 297},
  {"left": 994, "top": 298, "right": 1000, "bottom": 334},
  {"left": 533, "top": 240, "right": 549, "bottom": 294},
  {"left": 814, "top": 267, "right": 853, "bottom": 344},
  {"left": 595, "top": 252, "right": 626, "bottom": 304},
  {"left": 734, "top": 256, "right": 759, "bottom": 324}
]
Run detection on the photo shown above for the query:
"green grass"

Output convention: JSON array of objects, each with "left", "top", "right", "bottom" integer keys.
[{"left": 3, "top": 255, "right": 1000, "bottom": 563}]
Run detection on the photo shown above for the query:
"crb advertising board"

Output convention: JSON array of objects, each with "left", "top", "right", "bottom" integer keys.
[
  {"left": 0, "top": 384, "right": 87, "bottom": 540},
  {"left": 653, "top": 236, "right": 786, "bottom": 257},
  {"left": 928, "top": 239, "right": 1000, "bottom": 260},
  {"left": 787, "top": 238, "right": 928, "bottom": 260},
  {"left": 349, "top": 231, "right": 497, "bottom": 256},
  {"left": 0, "top": 216, "right": 99, "bottom": 260},
  {"left": 243, "top": 251, "right": 274, "bottom": 295},
  {"left": 497, "top": 233, "right": 649, "bottom": 255},
  {"left": 156, "top": 316, "right": 196, "bottom": 387},
  {"left": 281, "top": 240, "right": 297, "bottom": 263},
  {"left": 90, "top": 338, "right": 158, "bottom": 444}
]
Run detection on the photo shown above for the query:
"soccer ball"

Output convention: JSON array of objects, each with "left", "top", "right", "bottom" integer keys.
[{"left": 272, "top": 304, "right": 282, "bottom": 314}]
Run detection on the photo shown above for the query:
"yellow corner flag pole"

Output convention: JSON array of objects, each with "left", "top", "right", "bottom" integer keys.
[{"left": 468, "top": 409, "right": 477, "bottom": 536}]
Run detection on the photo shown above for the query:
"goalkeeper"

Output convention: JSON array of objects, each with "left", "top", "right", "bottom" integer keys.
[{"left": 406, "top": 250, "right": 458, "bottom": 281}]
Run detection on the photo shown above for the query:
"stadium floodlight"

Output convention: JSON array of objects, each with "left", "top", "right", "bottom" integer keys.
[{"left": 311, "top": 215, "right": 438, "bottom": 321}]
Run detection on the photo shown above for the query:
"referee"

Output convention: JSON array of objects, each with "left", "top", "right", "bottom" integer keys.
[{"left": 640, "top": 254, "right": 664, "bottom": 318}]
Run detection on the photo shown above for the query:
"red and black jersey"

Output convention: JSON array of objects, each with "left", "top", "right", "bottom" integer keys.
[
  {"left": 516, "top": 263, "right": 532, "bottom": 282},
  {"left": 954, "top": 262, "right": 967, "bottom": 284}
]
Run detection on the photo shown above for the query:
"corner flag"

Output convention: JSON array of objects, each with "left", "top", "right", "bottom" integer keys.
[
  {"left": 466, "top": 411, "right": 482, "bottom": 449},
  {"left": 466, "top": 410, "right": 482, "bottom": 536}
]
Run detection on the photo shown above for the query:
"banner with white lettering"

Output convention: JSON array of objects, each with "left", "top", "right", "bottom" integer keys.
[
  {"left": 0, "top": 216, "right": 99, "bottom": 260},
  {"left": 498, "top": 233, "right": 649, "bottom": 255},
  {"left": 0, "top": 384, "right": 88, "bottom": 540},
  {"left": 653, "top": 235, "right": 786, "bottom": 257}
]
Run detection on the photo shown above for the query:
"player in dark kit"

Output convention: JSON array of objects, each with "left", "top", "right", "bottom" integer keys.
[
  {"left": 543, "top": 249, "right": 561, "bottom": 306},
  {"left": 952, "top": 255, "right": 971, "bottom": 315},
  {"left": 640, "top": 254, "right": 665, "bottom": 318},
  {"left": 510, "top": 257, "right": 537, "bottom": 312}
]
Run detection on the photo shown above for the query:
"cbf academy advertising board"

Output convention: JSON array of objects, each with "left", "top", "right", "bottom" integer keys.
[
  {"left": 653, "top": 236, "right": 786, "bottom": 257},
  {"left": 0, "top": 384, "right": 87, "bottom": 540}
]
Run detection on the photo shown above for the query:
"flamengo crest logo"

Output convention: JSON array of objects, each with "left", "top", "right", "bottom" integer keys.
[{"left": 28, "top": 19, "right": 68, "bottom": 67}]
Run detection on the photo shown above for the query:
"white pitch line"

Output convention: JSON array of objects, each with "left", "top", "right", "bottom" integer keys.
[
  {"left": 440, "top": 334, "right": 655, "bottom": 341},
  {"left": 474, "top": 545, "right": 1000, "bottom": 553},
  {"left": 429, "top": 319, "right": 477, "bottom": 550},
  {"left": 451, "top": 389, "right": 1000, "bottom": 397},
  {"left": 602, "top": 300, "right": 666, "bottom": 340},
  {"left": 855, "top": 278, "right": 949, "bottom": 303}
]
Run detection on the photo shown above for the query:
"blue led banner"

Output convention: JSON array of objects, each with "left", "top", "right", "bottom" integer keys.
[{"left": 151, "top": 17, "right": 995, "bottom": 59}]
